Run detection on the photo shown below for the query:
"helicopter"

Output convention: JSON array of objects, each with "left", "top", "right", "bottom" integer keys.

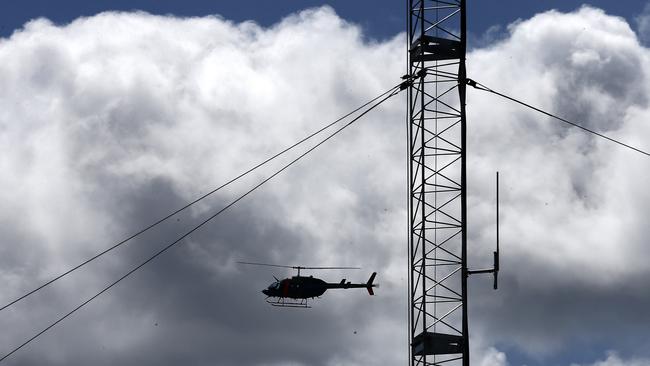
[{"left": 238, "top": 261, "right": 377, "bottom": 308}]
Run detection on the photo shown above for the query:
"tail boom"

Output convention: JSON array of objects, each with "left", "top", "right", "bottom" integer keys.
[{"left": 325, "top": 272, "right": 377, "bottom": 295}]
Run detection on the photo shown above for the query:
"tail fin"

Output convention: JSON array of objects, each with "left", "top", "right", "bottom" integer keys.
[{"left": 366, "top": 272, "right": 377, "bottom": 295}]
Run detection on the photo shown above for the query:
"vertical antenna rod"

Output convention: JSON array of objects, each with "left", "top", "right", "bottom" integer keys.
[
  {"left": 467, "top": 171, "right": 501, "bottom": 288},
  {"left": 494, "top": 172, "right": 500, "bottom": 290}
]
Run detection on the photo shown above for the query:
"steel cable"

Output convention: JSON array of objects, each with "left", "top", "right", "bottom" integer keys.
[{"left": 467, "top": 79, "right": 650, "bottom": 158}]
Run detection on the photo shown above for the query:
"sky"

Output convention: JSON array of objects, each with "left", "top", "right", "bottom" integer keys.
[
  {"left": 2, "top": 1, "right": 650, "bottom": 42},
  {"left": 1, "top": 1, "right": 650, "bottom": 366}
]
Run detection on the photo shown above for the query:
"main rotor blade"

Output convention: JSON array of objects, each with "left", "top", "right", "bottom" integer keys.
[
  {"left": 299, "top": 266, "right": 361, "bottom": 270},
  {"left": 237, "top": 262, "right": 360, "bottom": 270},
  {"left": 236, "top": 261, "right": 294, "bottom": 269}
]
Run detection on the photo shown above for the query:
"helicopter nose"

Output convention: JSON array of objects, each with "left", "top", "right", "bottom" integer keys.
[{"left": 262, "top": 289, "right": 269, "bottom": 296}]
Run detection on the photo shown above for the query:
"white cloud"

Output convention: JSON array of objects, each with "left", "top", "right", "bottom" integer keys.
[
  {"left": 1, "top": 4, "right": 650, "bottom": 366},
  {"left": 466, "top": 5, "right": 650, "bottom": 358},
  {"left": 572, "top": 352, "right": 650, "bottom": 366},
  {"left": 0, "top": 7, "right": 407, "bottom": 366},
  {"left": 468, "top": 6, "right": 649, "bottom": 282},
  {"left": 476, "top": 348, "right": 508, "bottom": 366},
  {"left": 471, "top": 336, "right": 508, "bottom": 366}
]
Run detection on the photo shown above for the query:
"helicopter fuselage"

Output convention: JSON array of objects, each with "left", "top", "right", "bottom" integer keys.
[
  {"left": 263, "top": 276, "right": 327, "bottom": 299},
  {"left": 262, "top": 272, "right": 376, "bottom": 299}
]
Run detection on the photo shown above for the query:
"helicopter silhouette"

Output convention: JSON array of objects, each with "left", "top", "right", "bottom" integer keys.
[{"left": 238, "top": 261, "right": 377, "bottom": 308}]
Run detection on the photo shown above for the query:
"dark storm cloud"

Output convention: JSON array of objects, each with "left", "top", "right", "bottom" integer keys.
[{"left": 470, "top": 262, "right": 650, "bottom": 357}]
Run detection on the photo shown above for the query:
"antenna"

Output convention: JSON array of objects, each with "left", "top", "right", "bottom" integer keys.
[
  {"left": 494, "top": 171, "right": 500, "bottom": 289},
  {"left": 467, "top": 171, "right": 501, "bottom": 289}
]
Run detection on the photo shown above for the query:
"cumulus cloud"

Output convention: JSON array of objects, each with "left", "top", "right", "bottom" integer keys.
[
  {"left": 476, "top": 348, "right": 508, "bottom": 366},
  {"left": 0, "top": 4, "right": 649, "bottom": 366},
  {"left": 0, "top": 7, "right": 405, "bottom": 366},
  {"left": 466, "top": 5, "right": 650, "bottom": 361},
  {"left": 572, "top": 352, "right": 650, "bottom": 366}
]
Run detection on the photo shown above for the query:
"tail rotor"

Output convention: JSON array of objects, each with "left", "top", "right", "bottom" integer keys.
[{"left": 366, "top": 272, "right": 377, "bottom": 295}]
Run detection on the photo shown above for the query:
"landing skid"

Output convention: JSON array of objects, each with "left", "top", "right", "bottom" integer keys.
[{"left": 266, "top": 297, "right": 311, "bottom": 308}]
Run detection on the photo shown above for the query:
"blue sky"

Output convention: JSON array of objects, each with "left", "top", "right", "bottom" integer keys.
[{"left": 1, "top": 0, "right": 649, "bottom": 40}]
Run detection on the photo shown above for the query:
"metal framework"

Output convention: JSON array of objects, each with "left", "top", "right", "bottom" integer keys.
[{"left": 407, "top": 1, "right": 468, "bottom": 365}]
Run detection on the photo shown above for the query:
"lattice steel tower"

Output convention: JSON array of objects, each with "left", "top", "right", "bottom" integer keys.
[{"left": 407, "top": 1, "right": 469, "bottom": 365}]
